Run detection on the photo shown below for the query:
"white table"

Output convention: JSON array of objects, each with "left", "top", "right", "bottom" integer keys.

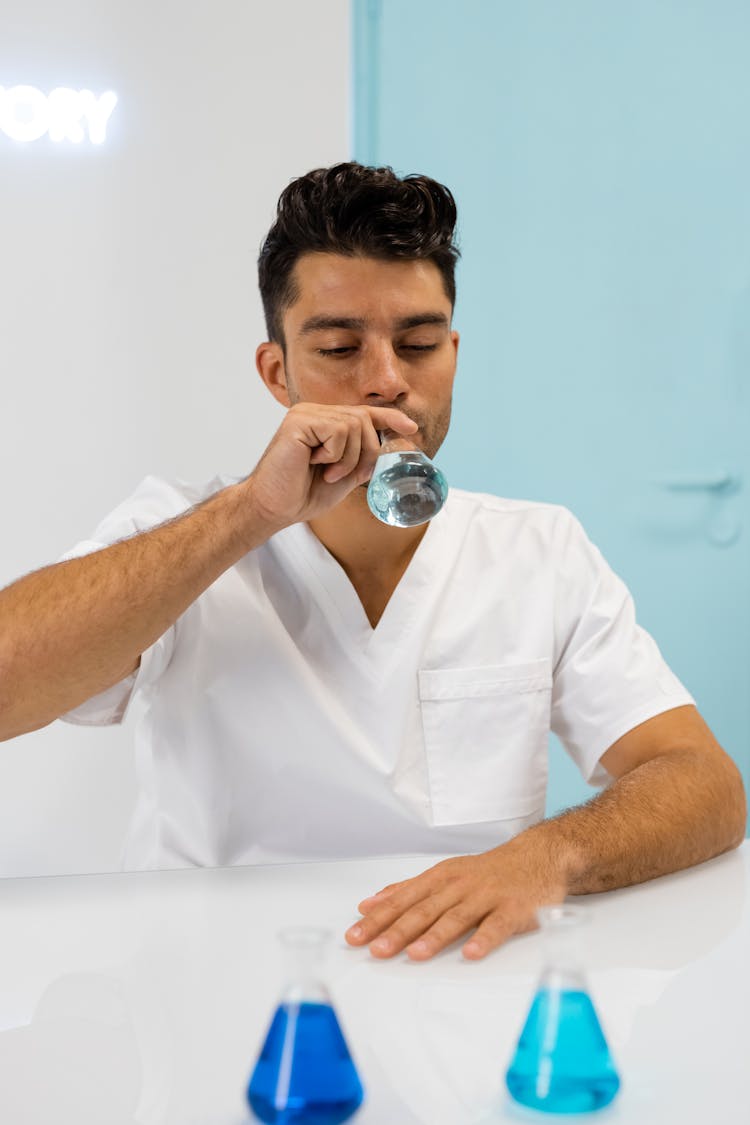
[{"left": 0, "top": 842, "right": 747, "bottom": 1124}]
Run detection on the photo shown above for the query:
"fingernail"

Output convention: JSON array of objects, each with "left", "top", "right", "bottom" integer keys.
[
  {"left": 347, "top": 925, "right": 363, "bottom": 940},
  {"left": 463, "top": 941, "right": 481, "bottom": 958},
  {"left": 408, "top": 939, "right": 428, "bottom": 956},
  {"left": 371, "top": 937, "right": 391, "bottom": 954}
]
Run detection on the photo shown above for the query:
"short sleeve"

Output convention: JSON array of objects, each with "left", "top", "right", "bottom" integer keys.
[
  {"left": 55, "top": 475, "right": 204, "bottom": 727},
  {"left": 550, "top": 512, "right": 695, "bottom": 787},
  {"left": 59, "top": 629, "right": 175, "bottom": 726}
]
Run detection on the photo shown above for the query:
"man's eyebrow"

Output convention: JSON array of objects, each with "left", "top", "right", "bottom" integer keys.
[
  {"left": 394, "top": 313, "right": 449, "bottom": 331},
  {"left": 298, "top": 316, "right": 367, "bottom": 336},
  {"left": 298, "top": 312, "right": 449, "bottom": 336}
]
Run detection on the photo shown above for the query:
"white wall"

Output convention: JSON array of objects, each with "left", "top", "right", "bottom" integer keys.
[{"left": 0, "top": 0, "right": 351, "bottom": 876}]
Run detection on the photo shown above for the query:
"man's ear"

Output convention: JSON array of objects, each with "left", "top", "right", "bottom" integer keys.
[{"left": 256, "top": 341, "right": 291, "bottom": 407}]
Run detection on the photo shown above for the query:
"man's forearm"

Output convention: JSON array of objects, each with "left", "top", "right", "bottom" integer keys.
[
  {"left": 0, "top": 478, "right": 272, "bottom": 741},
  {"left": 515, "top": 747, "right": 747, "bottom": 895}
]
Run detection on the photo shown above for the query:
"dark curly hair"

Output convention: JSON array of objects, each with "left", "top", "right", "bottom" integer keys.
[{"left": 258, "top": 162, "right": 460, "bottom": 349}]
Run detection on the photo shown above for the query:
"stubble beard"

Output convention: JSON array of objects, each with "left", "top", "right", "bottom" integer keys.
[{"left": 417, "top": 399, "right": 452, "bottom": 461}]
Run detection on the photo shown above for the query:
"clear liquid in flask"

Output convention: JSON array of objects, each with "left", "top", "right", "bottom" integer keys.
[{"left": 366, "top": 449, "right": 448, "bottom": 527}]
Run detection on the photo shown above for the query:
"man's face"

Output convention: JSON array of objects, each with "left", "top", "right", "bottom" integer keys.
[{"left": 267, "top": 252, "right": 459, "bottom": 459}]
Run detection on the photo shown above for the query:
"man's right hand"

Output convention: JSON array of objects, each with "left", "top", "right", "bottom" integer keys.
[{"left": 243, "top": 403, "right": 419, "bottom": 531}]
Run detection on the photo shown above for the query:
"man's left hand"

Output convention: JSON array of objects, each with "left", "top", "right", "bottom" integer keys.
[{"left": 344, "top": 842, "right": 568, "bottom": 961}]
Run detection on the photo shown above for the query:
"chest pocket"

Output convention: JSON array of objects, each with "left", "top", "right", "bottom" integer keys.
[{"left": 418, "top": 659, "right": 552, "bottom": 827}]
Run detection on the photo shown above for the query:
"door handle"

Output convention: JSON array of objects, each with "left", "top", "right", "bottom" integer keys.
[
  {"left": 653, "top": 472, "right": 741, "bottom": 493},
  {"left": 650, "top": 470, "right": 742, "bottom": 546}
]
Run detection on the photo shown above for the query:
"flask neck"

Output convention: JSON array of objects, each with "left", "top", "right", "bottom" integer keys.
[
  {"left": 536, "top": 905, "right": 589, "bottom": 992},
  {"left": 377, "top": 429, "right": 420, "bottom": 456},
  {"left": 539, "top": 965, "right": 588, "bottom": 994},
  {"left": 278, "top": 926, "right": 331, "bottom": 1006}
]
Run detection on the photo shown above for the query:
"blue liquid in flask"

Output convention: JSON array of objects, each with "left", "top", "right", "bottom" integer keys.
[
  {"left": 505, "top": 988, "right": 620, "bottom": 1114},
  {"left": 248, "top": 1001, "right": 364, "bottom": 1125},
  {"left": 367, "top": 450, "right": 448, "bottom": 527}
]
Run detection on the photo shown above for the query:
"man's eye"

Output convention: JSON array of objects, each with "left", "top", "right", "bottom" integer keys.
[
  {"left": 317, "top": 347, "right": 355, "bottom": 356},
  {"left": 402, "top": 344, "right": 438, "bottom": 352}
]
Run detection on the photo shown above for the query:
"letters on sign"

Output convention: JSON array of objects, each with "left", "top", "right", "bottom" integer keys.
[{"left": 0, "top": 86, "right": 118, "bottom": 144}]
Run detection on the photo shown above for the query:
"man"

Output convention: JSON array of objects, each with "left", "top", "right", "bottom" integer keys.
[{"left": 0, "top": 163, "right": 745, "bottom": 962}]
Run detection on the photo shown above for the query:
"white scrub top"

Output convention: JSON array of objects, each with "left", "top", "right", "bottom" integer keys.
[{"left": 60, "top": 475, "right": 694, "bottom": 870}]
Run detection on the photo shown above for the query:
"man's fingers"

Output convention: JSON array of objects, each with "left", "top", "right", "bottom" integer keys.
[
  {"left": 346, "top": 883, "right": 437, "bottom": 946},
  {"left": 362, "top": 893, "right": 462, "bottom": 958},
  {"left": 303, "top": 408, "right": 396, "bottom": 482},
  {"left": 350, "top": 862, "right": 463, "bottom": 936},
  {"left": 345, "top": 853, "right": 548, "bottom": 961},
  {"left": 323, "top": 428, "right": 362, "bottom": 483},
  {"left": 348, "top": 895, "right": 534, "bottom": 961},
  {"left": 397, "top": 900, "right": 484, "bottom": 960},
  {"left": 303, "top": 405, "right": 415, "bottom": 461},
  {"left": 359, "top": 417, "right": 384, "bottom": 467},
  {"left": 306, "top": 416, "right": 353, "bottom": 465},
  {"left": 345, "top": 851, "right": 568, "bottom": 963},
  {"left": 357, "top": 879, "right": 408, "bottom": 912},
  {"left": 368, "top": 406, "right": 418, "bottom": 437},
  {"left": 462, "top": 909, "right": 538, "bottom": 960},
  {"left": 346, "top": 878, "right": 475, "bottom": 957},
  {"left": 247, "top": 401, "right": 423, "bottom": 529}
]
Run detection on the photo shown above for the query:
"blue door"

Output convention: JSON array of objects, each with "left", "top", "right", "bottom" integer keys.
[{"left": 354, "top": 0, "right": 750, "bottom": 820}]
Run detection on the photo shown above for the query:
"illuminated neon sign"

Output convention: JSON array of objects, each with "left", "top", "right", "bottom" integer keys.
[{"left": 0, "top": 86, "right": 117, "bottom": 144}]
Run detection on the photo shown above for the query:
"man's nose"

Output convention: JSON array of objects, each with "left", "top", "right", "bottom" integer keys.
[{"left": 360, "top": 344, "right": 410, "bottom": 402}]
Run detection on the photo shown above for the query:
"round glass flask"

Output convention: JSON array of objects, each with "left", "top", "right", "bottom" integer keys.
[
  {"left": 505, "top": 905, "right": 621, "bottom": 1114},
  {"left": 247, "top": 926, "right": 364, "bottom": 1124},
  {"left": 366, "top": 430, "right": 448, "bottom": 527}
]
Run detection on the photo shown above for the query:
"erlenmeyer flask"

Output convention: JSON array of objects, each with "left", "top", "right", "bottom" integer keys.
[
  {"left": 366, "top": 430, "right": 448, "bottom": 527},
  {"left": 505, "top": 905, "right": 621, "bottom": 1114},
  {"left": 247, "top": 926, "right": 364, "bottom": 1124}
]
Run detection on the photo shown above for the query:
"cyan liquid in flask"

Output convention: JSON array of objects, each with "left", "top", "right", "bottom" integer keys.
[
  {"left": 505, "top": 905, "right": 621, "bottom": 1114},
  {"left": 367, "top": 431, "right": 448, "bottom": 527},
  {"left": 247, "top": 926, "right": 364, "bottom": 1125}
]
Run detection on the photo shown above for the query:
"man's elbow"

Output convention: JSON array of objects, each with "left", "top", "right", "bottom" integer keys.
[
  {"left": 0, "top": 642, "right": 54, "bottom": 742},
  {"left": 713, "top": 749, "right": 747, "bottom": 851}
]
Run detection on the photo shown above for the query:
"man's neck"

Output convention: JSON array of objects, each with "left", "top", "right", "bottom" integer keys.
[{"left": 307, "top": 488, "right": 429, "bottom": 626}]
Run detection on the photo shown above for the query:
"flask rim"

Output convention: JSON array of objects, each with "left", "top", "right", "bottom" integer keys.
[
  {"left": 536, "top": 904, "right": 589, "bottom": 930},
  {"left": 276, "top": 925, "right": 333, "bottom": 950}
]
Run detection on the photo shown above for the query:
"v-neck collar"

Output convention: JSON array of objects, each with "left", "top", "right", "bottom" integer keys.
[{"left": 276, "top": 505, "right": 455, "bottom": 678}]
